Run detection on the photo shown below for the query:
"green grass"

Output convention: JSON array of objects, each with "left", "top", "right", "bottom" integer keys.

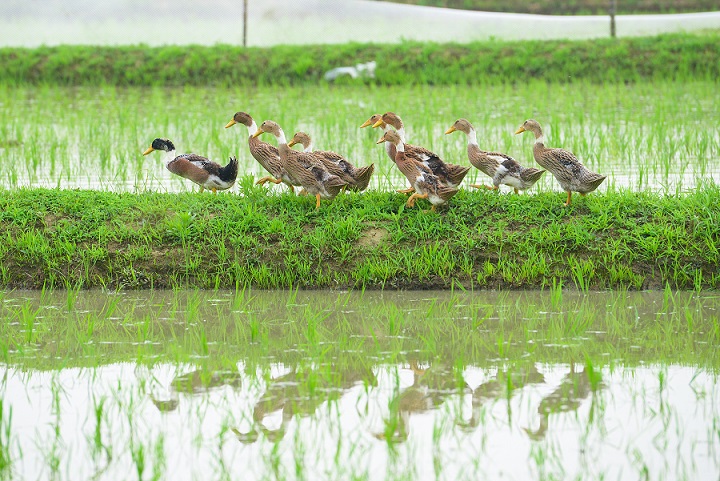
[
  {"left": 0, "top": 33, "right": 718, "bottom": 87},
  {"left": 0, "top": 184, "right": 718, "bottom": 290},
  {"left": 1, "top": 81, "right": 717, "bottom": 195},
  {"left": 371, "top": 0, "right": 720, "bottom": 15}
]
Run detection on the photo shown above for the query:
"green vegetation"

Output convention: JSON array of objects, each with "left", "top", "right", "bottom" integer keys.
[
  {"left": 1, "top": 289, "right": 719, "bottom": 480},
  {"left": 0, "top": 33, "right": 719, "bottom": 87},
  {"left": 1, "top": 81, "right": 717, "bottom": 196},
  {"left": 1, "top": 185, "right": 718, "bottom": 290},
  {"left": 2, "top": 289, "right": 719, "bottom": 371},
  {"left": 373, "top": 0, "right": 720, "bottom": 15}
]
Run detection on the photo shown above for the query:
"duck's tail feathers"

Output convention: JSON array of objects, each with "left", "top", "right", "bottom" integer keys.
[
  {"left": 584, "top": 174, "right": 607, "bottom": 192},
  {"left": 522, "top": 168, "right": 546, "bottom": 184},
  {"left": 446, "top": 164, "right": 471, "bottom": 186},
  {"left": 325, "top": 176, "right": 348, "bottom": 198},
  {"left": 220, "top": 156, "right": 239, "bottom": 182},
  {"left": 350, "top": 164, "right": 375, "bottom": 192}
]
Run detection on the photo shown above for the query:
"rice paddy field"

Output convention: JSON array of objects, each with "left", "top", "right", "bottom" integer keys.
[
  {"left": 0, "top": 81, "right": 718, "bottom": 193},
  {"left": 1, "top": 31, "right": 719, "bottom": 481},
  {"left": 1, "top": 288, "right": 719, "bottom": 480}
]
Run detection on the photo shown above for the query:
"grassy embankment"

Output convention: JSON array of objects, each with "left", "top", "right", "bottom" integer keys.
[
  {"left": 0, "top": 33, "right": 718, "bottom": 87},
  {"left": 1, "top": 184, "right": 718, "bottom": 290},
  {"left": 372, "top": 0, "right": 720, "bottom": 15}
]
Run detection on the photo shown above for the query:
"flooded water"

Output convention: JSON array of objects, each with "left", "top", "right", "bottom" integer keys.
[
  {"left": 1, "top": 289, "right": 719, "bottom": 480},
  {"left": 1, "top": 84, "right": 718, "bottom": 195}
]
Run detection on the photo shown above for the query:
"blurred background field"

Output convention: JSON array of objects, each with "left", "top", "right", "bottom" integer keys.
[{"left": 1, "top": 0, "right": 719, "bottom": 46}]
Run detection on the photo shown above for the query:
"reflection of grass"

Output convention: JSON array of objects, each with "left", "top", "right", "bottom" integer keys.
[
  {"left": 1, "top": 288, "right": 718, "bottom": 479},
  {"left": 1, "top": 184, "right": 719, "bottom": 290},
  {"left": 1, "top": 289, "right": 719, "bottom": 372}
]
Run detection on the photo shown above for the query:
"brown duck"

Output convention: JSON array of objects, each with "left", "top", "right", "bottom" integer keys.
[
  {"left": 446, "top": 118, "right": 545, "bottom": 193},
  {"left": 142, "top": 138, "right": 238, "bottom": 193},
  {"left": 288, "top": 131, "right": 375, "bottom": 192},
  {"left": 372, "top": 112, "right": 470, "bottom": 189},
  {"left": 252, "top": 121, "right": 347, "bottom": 209},
  {"left": 377, "top": 130, "right": 459, "bottom": 211},
  {"left": 516, "top": 119, "right": 606, "bottom": 206},
  {"left": 225, "top": 111, "right": 297, "bottom": 193}
]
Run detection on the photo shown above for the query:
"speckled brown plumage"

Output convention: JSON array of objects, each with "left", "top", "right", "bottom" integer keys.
[
  {"left": 253, "top": 121, "right": 347, "bottom": 209},
  {"left": 516, "top": 119, "right": 605, "bottom": 205},
  {"left": 225, "top": 111, "right": 297, "bottom": 192},
  {"left": 446, "top": 118, "right": 545, "bottom": 193},
  {"left": 288, "top": 131, "right": 375, "bottom": 192},
  {"left": 377, "top": 130, "right": 458, "bottom": 211},
  {"left": 374, "top": 112, "right": 470, "bottom": 188}
]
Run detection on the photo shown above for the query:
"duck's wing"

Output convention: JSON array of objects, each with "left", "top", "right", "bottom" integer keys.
[
  {"left": 176, "top": 153, "right": 222, "bottom": 175},
  {"left": 546, "top": 147, "right": 583, "bottom": 171},
  {"left": 494, "top": 154, "right": 523, "bottom": 175},
  {"left": 250, "top": 140, "right": 284, "bottom": 177},
  {"left": 406, "top": 144, "right": 446, "bottom": 172}
]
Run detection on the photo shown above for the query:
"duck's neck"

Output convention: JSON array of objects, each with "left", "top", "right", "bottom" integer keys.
[
  {"left": 396, "top": 126, "right": 407, "bottom": 143},
  {"left": 276, "top": 129, "right": 287, "bottom": 146},
  {"left": 534, "top": 128, "right": 545, "bottom": 146},
  {"left": 381, "top": 124, "right": 394, "bottom": 157},
  {"left": 466, "top": 128, "right": 478, "bottom": 146},
  {"left": 246, "top": 120, "right": 258, "bottom": 137},
  {"left": 163, "top": 150, "right": 177, "bottom": 166},
  {"left": 395, "top": 142, "right": 405, "bottom": 153},
  {"left": 303, "top": 141, "right": 313, "bottom": 153}
]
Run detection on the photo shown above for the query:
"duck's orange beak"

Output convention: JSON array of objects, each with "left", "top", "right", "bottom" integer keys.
[
  {"left": 371, "top": 119, "right": 385, "bottom": 129},
  {"left": 251, "top": 129, "right": 264, "bottom": 138},
  {"left": 515, "top": 126, "right": 526, "bottom": 135},
  {"left": 360, "top": 118, "right": 375, "bottom": 128},
  {"left": 444, "top": 126, "right": 456, "bottom": 135},
  {"left": 142, "top": 147, "right": 154, "bottom": 155},
  {"left": 376, "top": 135, "right": 387, "bottom": 144},
  {"left": 288, "top": 139, "right": 297, "bottom": 148},
  {"left": 225, "top": 119, "right": 237, "bottom": 129}
]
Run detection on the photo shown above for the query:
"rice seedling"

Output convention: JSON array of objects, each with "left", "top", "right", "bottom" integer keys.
[
  {"left": 0, "top": 288, "right": 719, "bottom": 480},
  {"left": 0, "top": 80, "right": 717, "bottom": 196}
]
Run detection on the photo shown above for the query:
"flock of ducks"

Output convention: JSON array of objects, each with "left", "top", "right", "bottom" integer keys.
[{"left": 143, "top": 112, "right": 606, "bottom": 210}]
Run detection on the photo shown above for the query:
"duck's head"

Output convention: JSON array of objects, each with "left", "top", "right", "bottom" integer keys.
[
  {"left": 374, "top": 112, "right": 402, "bottom": 130},
  {"left": 225, "top": 111, "right": 254, "bottom": 129},
  {"left": 376, "top": 129, "right": 403, "bottom": 147},
  {"left": 360, "top": 114, "right": 383, "bottom": 129},
  {"left": 143, "top": 138, "right": 175, "bottom": 155},
  {"left": 251, "top": 120, "right": 282, "bottom": 139},
  {"left": 515, "top": 119, "right": 543, "bottom": 137},
  {"left": 288, "top": 131, "right": 311, "bottom": 149},
  {"left": 445, "top": 118, "right": 474, "bottom": 135}
]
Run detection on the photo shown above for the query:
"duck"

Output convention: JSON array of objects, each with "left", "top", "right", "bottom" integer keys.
[
  {"left": 372, "top": 112, "right": 470, "bottom": 189},
  {"left": 361, "top": 113, "right": 395, "bottom": 161},
  {"left": 445, "top": 118, "right": 545, "bottom": 193},
  {"left": 142, "top": 138, "right": 238, "bottom": 193},
  {"left": 224, "top": 111, "right": 297, "bottom": 193},
  {"left": 515, "top": 119, "right": 606, "bottom": 206},
  {"left": 252, "top": 121, "right": 347, "bottom": 209},
  {"left": 362, "top": 113, "right": 415, "bottom": 193},
  {"left": 287, "top": 131, "right": 375, "bottom": 192},
  {"left": 377, "top": 130, "right": 459, "bottom": 211}
]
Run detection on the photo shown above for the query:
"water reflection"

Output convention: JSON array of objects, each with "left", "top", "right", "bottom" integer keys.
[
  {"left": 1, "top": 289, "right": 719, "bottom": 480},
  {"left": 150, "top": 368, "right": 243, "bottom": 412},
  {"left": 524, "top": 362, "right": 598, "bottom": 441}
]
